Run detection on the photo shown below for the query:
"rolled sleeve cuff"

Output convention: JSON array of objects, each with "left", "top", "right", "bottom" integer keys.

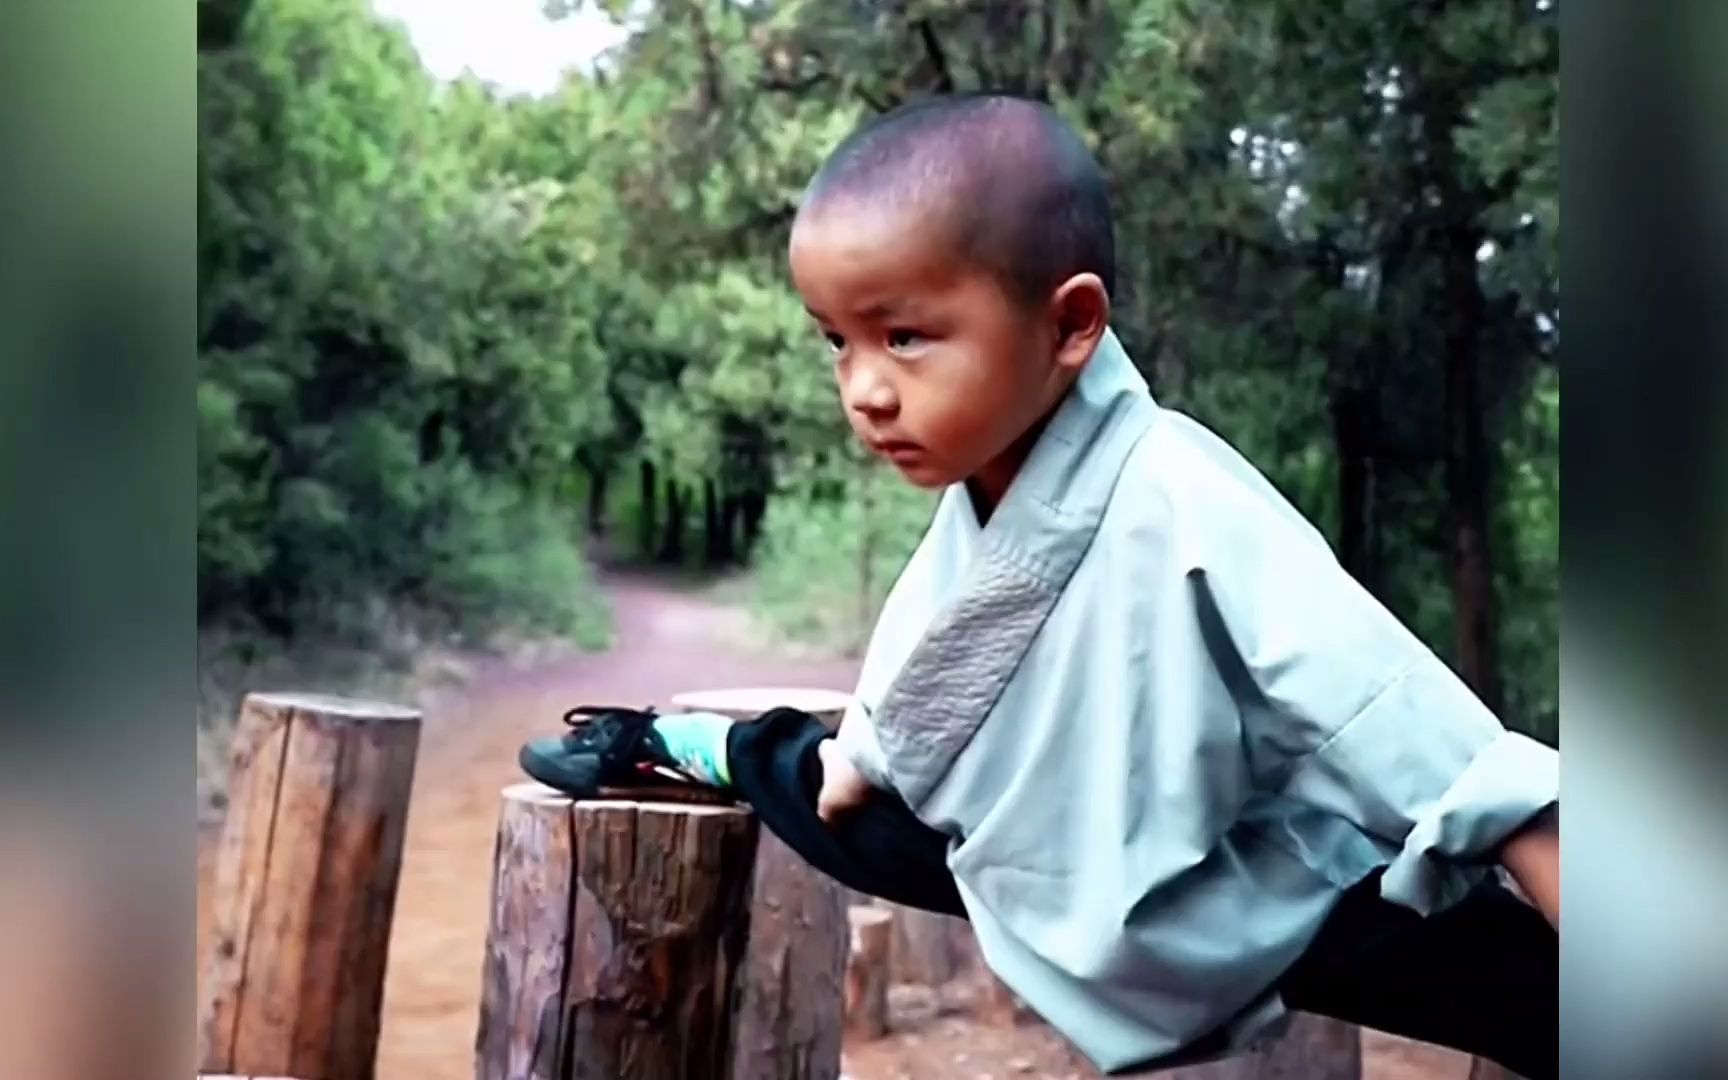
[
  {"left": 1380, "top": 729, "right": 1559, "bottom": 915},
  {"left": 834, "top": 702, "right": 896, "bottom": 792}
]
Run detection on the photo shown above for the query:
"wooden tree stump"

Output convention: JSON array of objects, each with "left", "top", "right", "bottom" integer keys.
[
  {"left": 1467, "top": 1057, "right": 1521, "bottom": 1080},
  {"left": 889, "top": 906, "right": 969, "bottom": 988},
  {"left": 1162, "top": 1013, "right": 1362, "bottom": 1080},
  {"left": 844, "top": 905, "right": 894, "bottom": 1040},
  {"left": 200, "top": 693, "right": 421, "bottom": 1080},
  {"left": 476, "top": 785, "right": 759, "bottom": 1080},
  {"left": 978, "top": 971, "right": 1034, "bottom": 1027},
  {"left": 476, "top": 784, "right": 578, "bottom": 1080},
  {"left": 670, "top": 687, "right": 852, "bottom": 1080}
]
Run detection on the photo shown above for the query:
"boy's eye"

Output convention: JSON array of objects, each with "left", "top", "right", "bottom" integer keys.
[
  {"left": 822, "top": 330, "right": 845, "bottom": 353},
  {"left": 887, "top": 328, "right": 925, "bottom": 351}
]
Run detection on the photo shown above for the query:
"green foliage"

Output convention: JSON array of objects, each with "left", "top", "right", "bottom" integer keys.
[
  {"left": 752, "top": 464, "right": 937, "bottom": 653},
  {"left": 200, "top": 0, "right": 612, "bottom": 654},
  {"left": 1496, "top": 366, "right": 1560, "bottom": 739},
  {"left": 198, "top": 0, "right": 1558, "bottom": 741}
]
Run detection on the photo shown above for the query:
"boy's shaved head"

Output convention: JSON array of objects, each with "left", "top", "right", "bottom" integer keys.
[{"left": 798, "top": 94, "right": 1115, "bottom": 303}]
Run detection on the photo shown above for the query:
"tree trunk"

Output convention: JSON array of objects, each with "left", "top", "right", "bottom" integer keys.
[
  {"left": 669, "top": 688, "right": 853, "bottom": 1080},
  {"left": 1330, "top": 386, "right": 1380, "bottom": 595},
  {"left": 638, "top": 460, "right": 657, "bottom": 557},
  {"left": 702, "top": 478, "right": 721, "bottom": 567},
  {"left": 1421, "top": 80, "right": 1504, "bottom": 717},
  {"left": 1441, "top": 225, "right": 1503, "bottom": 716},
  {"left": 659, "top": 480, "right": 685, "bottom": 564},
  {"left": 200, "top": 693, "right": 421, "bottom": 1080},
  {"left": 714, "top": 488, "right": 735, "bottom": 565},
  {"left": 721, "top": 495, "right": 742, "bottom": 563},
  {"left": 844, "top": 906, "right": 893, "bottom": 1040},
  {"left": 739, "top": 489, "right": 767, "bottom": 555},
  {"left": 476, "top": 784, "right": 760, "bottom": 1080},
  {"left": 585, "top": 463, "right": 608, "bottom": 538}
]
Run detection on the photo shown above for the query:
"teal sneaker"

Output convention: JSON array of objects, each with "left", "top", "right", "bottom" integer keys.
[{"left": 517, "top": 704, "right": 684, "bottom": 797}]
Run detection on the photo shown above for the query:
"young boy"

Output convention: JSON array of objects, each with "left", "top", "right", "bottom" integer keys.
[{"left": 521, "top": 94, "right": 1558, "bottom": 1078}]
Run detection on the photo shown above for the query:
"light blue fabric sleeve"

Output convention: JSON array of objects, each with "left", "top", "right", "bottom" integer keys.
[
  {"left": 834, "top": 699, "right": 895, "bottom": 791},
  {"left": 1184, "top": 451, "right": 1558, "bottom": 915},
  {"left": 1276, "top": 656, "right": 1558, "bottom": 914}
]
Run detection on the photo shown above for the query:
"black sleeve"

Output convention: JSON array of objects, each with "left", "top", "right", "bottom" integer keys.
[{"left": 726, "top": 707, "right": 968, "bottom": 918}]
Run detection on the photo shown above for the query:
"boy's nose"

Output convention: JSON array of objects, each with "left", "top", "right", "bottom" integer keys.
[{"left": 844, "top": 361, "right": 899, "bottom": 420}]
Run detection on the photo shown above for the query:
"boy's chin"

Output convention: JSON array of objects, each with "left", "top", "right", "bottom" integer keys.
[{"left": 889, "top": 460, "right": 958, "bottom": 489}]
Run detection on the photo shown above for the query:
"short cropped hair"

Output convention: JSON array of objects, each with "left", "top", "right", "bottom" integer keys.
[{"left": 801, "top": 94, "right": 1116, "bottom": 303}]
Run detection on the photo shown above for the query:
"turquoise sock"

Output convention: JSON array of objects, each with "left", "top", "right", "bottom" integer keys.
[{"left": 651, "top": 711, "right": 735, "bottom": 786}]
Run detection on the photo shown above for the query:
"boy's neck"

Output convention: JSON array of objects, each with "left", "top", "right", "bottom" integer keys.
[{"left": 966, "top": 410, "right": 1056, "bottom": 524}]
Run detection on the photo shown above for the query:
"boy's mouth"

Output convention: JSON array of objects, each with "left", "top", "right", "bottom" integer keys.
[{"left": 867, "top": 438, "right": 924, "bottom": 462}]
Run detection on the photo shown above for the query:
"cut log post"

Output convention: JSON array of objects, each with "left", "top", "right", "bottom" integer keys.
[
  {"left": 1162, "top": 1013, "right": 1362, "bottom": 1080},
  {"left": 979, "top": 972, "right": 1032, "bottom": 1027},
  {"left": 889, "top": 906, "right": 968, "bottom": 988},
  {"left": 670, "top": 687, "right": 852, "bottom": 1080},
  {"left": 476, "top": 784, "right": 579, "bottom": 1080},
  {"left": 199, "top": 693, "right": 421, "bottom": 1080},
  {"left": 476, "top": 785, "right": 758, "bottom": 1080},
  {"left": 1467, "top": 1058, "right": 1520, "bottom": 1080},
  {"left": 845, "top": 905, "right": 894, "bottom": 1040}
]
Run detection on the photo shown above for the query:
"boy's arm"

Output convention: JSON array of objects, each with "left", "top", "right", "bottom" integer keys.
[
  {"left": 818, "top": 698, "right": 896, "bottom": 823},
  {"left": 1499, "top": 806, "right": 1560, "bottom": 926},
  {"left": 1197, "top": 487, "right": 1558, "bottom": 919}
]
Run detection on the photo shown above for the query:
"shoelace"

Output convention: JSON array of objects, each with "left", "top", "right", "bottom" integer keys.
[
  {"left": 561, "top": 703, "right": 655, "bottom": 726},
  {"left": 558, "top": 705, "right": 693, "bottom": 783}
]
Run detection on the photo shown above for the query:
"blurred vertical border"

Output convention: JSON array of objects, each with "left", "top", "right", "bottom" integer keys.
[
  {"left": 0, "top": 2, "right": 196, "bottom": 1079},
  {"left": 1565, "top": 1, "right": 1728, "bottom": 1078}
]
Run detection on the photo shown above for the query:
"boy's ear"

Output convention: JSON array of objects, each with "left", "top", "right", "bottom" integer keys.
[{"left": 1048, "top": 273, "right": 1110, "bottom": 372}]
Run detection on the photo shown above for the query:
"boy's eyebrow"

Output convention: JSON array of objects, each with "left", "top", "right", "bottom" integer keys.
[{"left": 803, "top": 298, "right": 918, "bottom": 322}]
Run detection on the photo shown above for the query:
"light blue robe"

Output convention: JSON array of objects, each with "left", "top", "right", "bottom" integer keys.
[{"left": 833, "top": 329, "right": 1557, "bottom": 1073}]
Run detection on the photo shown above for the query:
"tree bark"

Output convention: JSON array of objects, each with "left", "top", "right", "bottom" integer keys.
[
  {"left": 477, "top": 784, "right": 760, "bottom": 1080},
  {"left": 199, "top": 693, "right": 421, "bottom": 1080},
  {"left": 477, "top": 784, "right": 577, "bottom": 1080},
  {"left": 564, "top": 800, "right": 758, "bottom": 1080},
  {"left": 844, "top": 906, "right": 893, "bottom": 1040},
  {"left": 669, "top": 688, "right": 853, "bottom": 1080}
]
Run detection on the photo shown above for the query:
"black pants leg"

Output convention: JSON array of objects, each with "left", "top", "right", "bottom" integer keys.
[
  {"left": 1278, "top": 869, "right": 1557, "bottom": 1080},
  {"left": 725, "top": 707, "right": 1555, "bottom": 1079}
]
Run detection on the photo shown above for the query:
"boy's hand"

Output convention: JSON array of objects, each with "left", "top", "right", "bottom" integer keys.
[
  {"left": 1499, "top": 807, "right": 1559, "bottom": 929},
  {"left": 816, "top": 738, "right": 873, "bottom": 823}
]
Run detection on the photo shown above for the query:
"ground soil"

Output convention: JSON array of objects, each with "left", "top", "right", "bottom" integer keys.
[{"left": 195, "top": 568, "right": 1474, "bottom": 1080}]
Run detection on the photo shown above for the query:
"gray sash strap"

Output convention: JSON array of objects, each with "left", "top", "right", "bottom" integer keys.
[{"left": 874, "top": 334, "right": 1159, "bottom": 809}]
